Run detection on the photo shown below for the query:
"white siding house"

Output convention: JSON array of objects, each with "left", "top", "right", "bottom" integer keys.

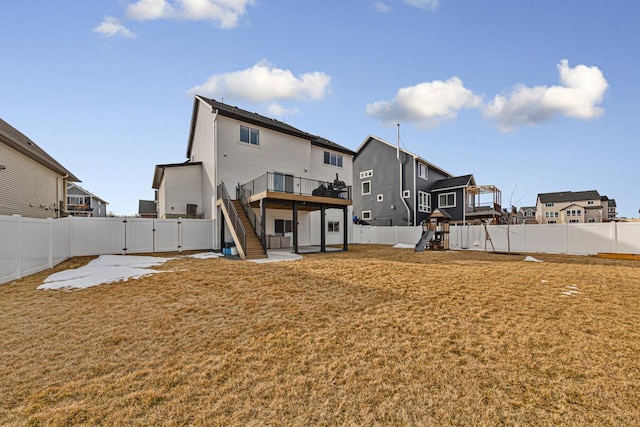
[
  {"left": 153, "top": 96, "right": 355, "bottom": 257},
  {"left": 0, "top": 118, "right": 79, "bottom": 219}
]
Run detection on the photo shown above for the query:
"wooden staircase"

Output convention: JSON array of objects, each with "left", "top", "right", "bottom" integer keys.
[{"left": 231, "top": 200, "right": 267, "bottom": 260}]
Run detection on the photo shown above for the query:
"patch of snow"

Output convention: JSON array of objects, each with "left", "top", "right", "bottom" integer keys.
[
  {"left": 250, "top": 251, "right": 302, "bottom": 263},
  {"left": 38, "top": 255, "right": 172, "bottom": 290},
  {"left": 188, "top": 252, "right": 224, "bottom": 259},
  {"left": 524, "top": 256, "right": 543, "bottom": 262},
  {"left": 541, "top": 279, "right": 549, "bottom": 283},
  {"left": 393, "top": 243, "right": 415, "bottom": 249}
]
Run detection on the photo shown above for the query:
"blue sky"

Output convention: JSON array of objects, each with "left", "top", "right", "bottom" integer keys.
[{"left": 1, "top": 0, "right": 638, "bottom": 217}]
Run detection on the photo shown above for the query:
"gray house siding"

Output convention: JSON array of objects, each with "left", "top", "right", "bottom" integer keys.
[
  {"left": 431, "top": 187, "right": 466, "bottom": 220},
  {"left": 354, "top": 140, "right": 412, "bottom": 225},
  {"left": 353, "top": 136, "right": 453, "bottom": 226}
]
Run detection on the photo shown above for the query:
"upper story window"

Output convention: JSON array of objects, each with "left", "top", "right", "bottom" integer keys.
[
  {"left": 438, "top": 192, "right": 455, "bottom": 208},
  {"left": 418, "top": 191, "right": 431, "bottom": 213},
  {"left": 545, "top": 202, "right": 554, "bottom": 207},
  {"left": 418, "top": 163, "right": 428, "bottom": 179},
  {"left": 587, "top": 200, "right": 595, "bottom": 205},
  {"left": 324, "top": 151, "right": 343, "bottom": 167},
  {"left": 525, "top": 210, "right": 534, "bottom": 217},
  {"left": 362, "top": 181, "right": 371, "bottom": 195},
  {"left": 566, "top": 209, "right": 582, "bottom": 217},
  {"left": 240, "top": 125, "right": 259, "bottom": 145},
  {"left": 360, "top": 169, "right": 373, "bottom": 179}
]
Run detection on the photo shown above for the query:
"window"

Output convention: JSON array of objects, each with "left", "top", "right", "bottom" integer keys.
[
  {"left": 438, "top": 192, "right": 455, "bottom": 208},
  {"left": 548, "top": 220, "right": 557, "bottom": 224},
  {"left": 418, "top": 163, "right": 428, "bottom": 179},
  {"left": 418, "top": 191, "right": 431, "bottom": 213},
  {"left": 566, "top": 209, "right": 582, "bottom": 217},
  {"left": 377, "top": 194, "right": 383, "bottom": 202},
  {"left": 274, "top": 219, "right": 293, "bottom": 235},
  {"left": 240, "top": 125, "right": 259, "bottom": 145},
  {"left": 402, "top": 190, "right": 410, "bottom": 199},
  {"left": 362, "top": 210, "right": 371, "bottom": 220},
  {"left": 588, "top": 219, "right": 596, "bottom": 223},
  {"left": 362, "top": 181, "right": 371, "bottom": 195},
  {"left": 273, "top": 172, "right": 294, "bottom": 193},
  {"left": 545, "top": 211, "right": 559, "bottom": 218},
  {"left": 525, "top": 210, "right": 534, "bottom": 217},
  {"left": 569, "top": 219, "right": 579, "bottom": 223},
  {"left": 545, "top": 202, "right": 554, "bottom": 207},
  {"left": 324, "top": 151, "right": 343, "bottom": 167},
  {"left": 328, "top": 221, "right": 340, "bottom": 232},
  {"left": 360, "top": 170, "right": 373, "bottom": 179},
  {"left": 587, "top": 200, "right": 594, "bottom": 205}
]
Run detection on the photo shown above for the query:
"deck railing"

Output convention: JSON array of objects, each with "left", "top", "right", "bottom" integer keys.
[
  {"left": 217, "top": 182, "right": 246, "bottom": 254},
  {"left": 240, "top": 172, "right": 351, "bottom": 200}
]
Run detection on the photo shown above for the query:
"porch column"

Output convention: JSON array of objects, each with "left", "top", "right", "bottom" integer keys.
[
  {"left": 292, "top": 200, "right": 299, "bottom": 254},
  {"left": 320, "top": 204, "right": 326, "bottom": 253},
  {"left": 220, "top": 209, "right": 225, "bottom": 250},
  {"left": 343, "top": 206, "right": 349, "bottom": 251},
  {"left": 261, "top": 200, "right": 267, "bottom": 251}
]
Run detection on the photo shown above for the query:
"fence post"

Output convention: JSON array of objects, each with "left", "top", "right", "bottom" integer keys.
[
  {"left": 563, "top": 223, "right": 568, "bottom": 254},
  {"left": 178, "top": 217, "right": 183, "bottom": 253},
  {"left": 152, "top": 218, "right": 157, "bottom": 253},
  {"left": 48, "top": 217, "right": 53, "bottom": 269},
  {"left": 13, "top": 214, "right": 22, "bottom": 280}
]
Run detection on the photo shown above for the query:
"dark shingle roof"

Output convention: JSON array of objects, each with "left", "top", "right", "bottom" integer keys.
[
  {"left": 0, "top": 118, "right": 79, "bottom": 181},
  {"left": 193, "top": 96, "right": 355, "bottom": 156},
  {"left": 430, "top": 174, "right": 474, "bottom": 191},
  {"left": 538, "top": 190, "right": 600, "bottom": 203}
]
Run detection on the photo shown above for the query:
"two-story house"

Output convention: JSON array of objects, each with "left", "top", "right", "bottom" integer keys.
[
  {"left": 516, "top": 206, "right": 537, "bottom": 224},
  {"left": 535, "top": 190, "right": 614, "bottom": 224},
  {"left": 153, "top": 96, "right": 355, "bottom": 259},
  {"left": 66, "top": 183, "right": 108, "bottom": 217},
  {"left": 353, "top": 135, "right": 503, "bottom": 225},
  {"left": 0, "top": 118, "right": 79, "bottom": 219}
]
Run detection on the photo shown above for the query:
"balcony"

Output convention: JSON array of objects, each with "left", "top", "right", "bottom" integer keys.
[{"left": 239, "top": 172, "right": 352, "bottom": 209}]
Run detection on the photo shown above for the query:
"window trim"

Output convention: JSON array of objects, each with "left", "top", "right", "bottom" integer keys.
[
  {"left": 418, "top": 163, "right": 428, "bottom": 180},
  {"left": 240, "top": 125, "right": 260, "bottom": 145},
  {"left": 362, "top": 180, "right": 371, "bottom": 195},
  {"left": 328, "top": 221, "right": 340, "bottom": 233},
  {"left": 377, "top": 194, "right": 383, "bottom": 202},
  {"left": 362, "top": 210, "right": 371, "bottom": 220},
  {"left": 359, "top": 170, "right": 373, "bottom": 179},
  {"left": 418, "top": 191, "right": 431, "bottom": 213},
  {"left": 438, "top": 192, "right": 456, "bottom": 208},
  {"left": 324, "top": 151, "right": 343, "bottom": 168},
  {"left": 402, "top": 190, "right": 410, "bottom": 199}
]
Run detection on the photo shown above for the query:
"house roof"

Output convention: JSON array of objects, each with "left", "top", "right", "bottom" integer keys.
[
  {"left": 354, "top": 135, "right": 453, "bottom": 178},
  {"left": 138, "top": 200, "right": 157, "bottom": 215},
  {"left": 187, "top": 96, "right": 355, "bottom": 158},
  {"left": 152, "top": 161, "right": 202, "bottom": 189},
  {"left": 430, "top": 174, "right": 475, "bottom": 191},
  {"left": 519, "top": 206, "right": 536, "bottom": 212},
  {"left": 67, "top": 183, "right": 108, "bottom": 204},
  {"left": 538, "top": 190, "right": 601, "bottom": 203},
  {"left": 0, "top": 118, "right": 79, "bottom": 181}
]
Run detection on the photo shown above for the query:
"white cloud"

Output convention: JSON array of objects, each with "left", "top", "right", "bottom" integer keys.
[
  {"left": 187, "top": 61, "right": 332, "bottom": 104},
  {"left": 125, "top": 0, "right": 254, "bottom": 28},
  {"left": 375, "top": 2, "right": 392, "bottom": 13},
  {"left": 93, "top": 16, "right": 136, "bottom": 38},
  {"left": 267, "top": 102, "right": 300, "bottom": 117},
  {"left": 403, "top": 0, "right": 440, "bottom": 10},
  {"left": 366, "top": 77, "right": 481, "bottom": 129},
  {"left": 484, "top": 60, "right": 608, "bottom": 132}
]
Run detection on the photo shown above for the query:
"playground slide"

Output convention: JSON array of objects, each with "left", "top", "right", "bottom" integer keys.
[{"left": 414, "top": 230, "right": 435, "bottom": 252}]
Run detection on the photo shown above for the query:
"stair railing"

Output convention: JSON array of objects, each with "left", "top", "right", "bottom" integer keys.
[
  {"left": 237, "top": 185, "right": 267, "bottom": 252},
  {"left": 217, "top": 182, "right": 246, "bottom": 255}
]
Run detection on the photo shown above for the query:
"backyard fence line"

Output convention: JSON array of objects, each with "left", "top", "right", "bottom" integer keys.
[
  {"left": 0, "top": 215, "right": 215, "bottom": 285},
  {"left": 350, "top": 222, "right": 640, "bottom": 255}
]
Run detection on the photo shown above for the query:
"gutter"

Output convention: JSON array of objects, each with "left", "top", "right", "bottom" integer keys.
[{"left": 397, "top": 124, "right": 412, "bottom": 226}]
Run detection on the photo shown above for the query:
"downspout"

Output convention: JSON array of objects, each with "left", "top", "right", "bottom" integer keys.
[
  {"left": 56, "top": 174, "right": 68, "bottom": 218},
  {"left": 412, "top": 155, "right": 417, "bottom": 226},
  {"left": 397, "top": 124, "right": 412, "bottom": 226}
]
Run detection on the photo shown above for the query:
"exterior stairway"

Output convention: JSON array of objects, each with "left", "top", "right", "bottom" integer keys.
[{"left": 232, "top": 200, "right": 267, "bottom": 260}]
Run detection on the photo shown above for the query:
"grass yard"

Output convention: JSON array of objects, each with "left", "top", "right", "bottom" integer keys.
[{"left": 1, "top": 245, "right": 640, "bottom": 426}]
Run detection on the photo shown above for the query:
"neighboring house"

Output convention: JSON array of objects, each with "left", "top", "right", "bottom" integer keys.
[
  {"left": 138, "top": 199, "right": 157, "bottom": 218},
  {"left": 0, "top": 118, "right": 79, "bottom": 219},
  {"left": 353, "top": 135, "right": 502, "bottom": 225},
  {"left": 153, "top": 96, "right": 355, "bottom": 259},
  {"left": 66, "top": 183, "right": 108, "bottom": 217},
  {"left": 601, "top": 196, "right": 618, "bottom": 221},
  {"left": 516, "top": 206, "right": 538, "bottom": 224},
  {"left": 535, "top": 190, "right": 614, "bottom": 224}
]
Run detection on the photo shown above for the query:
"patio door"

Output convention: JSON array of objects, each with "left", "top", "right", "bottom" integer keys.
[{"left": 273, "top": 172, "right": 294, "bottom": 193}]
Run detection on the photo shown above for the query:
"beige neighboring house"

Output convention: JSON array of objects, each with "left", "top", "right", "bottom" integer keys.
[
  {"left": 535, "top": 190, "right": 615, "bottom": 224},
  {"left": 0, "top": 118, "right": 79, "bottom": 219}
]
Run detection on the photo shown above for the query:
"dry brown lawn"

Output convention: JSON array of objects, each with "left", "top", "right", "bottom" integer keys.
[{"left": 1, "top": 245, "right": 640, "bottom": 426}]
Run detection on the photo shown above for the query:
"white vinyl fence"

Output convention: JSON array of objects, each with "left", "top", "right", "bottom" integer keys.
[
  {"left": 1, "top": 215, "right": 214, "bottom": 284},
  {"left": 351, "top": 222, "right": 640, "bottom": 255}
]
